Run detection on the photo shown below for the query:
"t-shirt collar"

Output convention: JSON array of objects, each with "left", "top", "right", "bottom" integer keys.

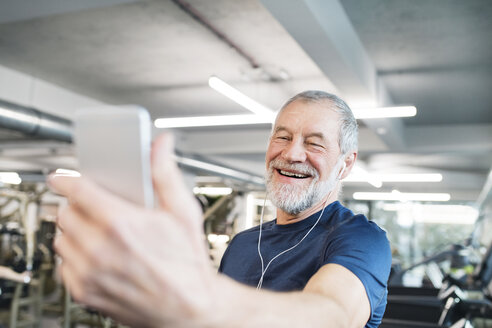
[{"left": 272, "top": 201, "right": 341, "bottom": 232}]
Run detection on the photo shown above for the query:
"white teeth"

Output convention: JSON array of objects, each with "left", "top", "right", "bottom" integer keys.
[{"left": 279, "top": 170, "right": 308, "bottom": 178}]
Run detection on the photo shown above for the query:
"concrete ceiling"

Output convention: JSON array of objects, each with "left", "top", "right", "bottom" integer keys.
[
  {"left": 342, "top": 0, "right": 492, "bottom": 126},
  {"left": 0, "top": 0, "right": 490, "bottom": 203}
]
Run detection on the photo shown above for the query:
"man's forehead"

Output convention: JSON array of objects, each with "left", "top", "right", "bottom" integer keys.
[
  {"left": 273, "top": 101, "right": 340, "bottom": 134},
  {"left": 276, "top": 99, "right": 339, "bottom": 120}
]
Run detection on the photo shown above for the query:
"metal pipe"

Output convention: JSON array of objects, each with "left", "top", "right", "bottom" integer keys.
[
  {"left": 175, "top": 154, "right": 264, "bottom": 186},
  {"left": 0, "top": 99, "right": 72, "bottom": 142},
  {"left": 0, "top": 100, "right": 264, "bottom": 186}
]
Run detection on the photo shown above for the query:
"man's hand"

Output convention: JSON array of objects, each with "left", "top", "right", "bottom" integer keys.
[
  {"left": 50, "top": 132, "right": 371, "bottom": 328},
  {"left": 50, "top": 133, "right": 214, "bottom": 328}
]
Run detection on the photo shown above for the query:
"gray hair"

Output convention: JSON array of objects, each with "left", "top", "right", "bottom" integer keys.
[{"left": 279, "top": 90, "right": 358, "bottom": 155}]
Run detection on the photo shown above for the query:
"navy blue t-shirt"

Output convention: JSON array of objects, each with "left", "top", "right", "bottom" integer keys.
[{"left": 219, "top": 201, "right": 391, "bottom": 328}]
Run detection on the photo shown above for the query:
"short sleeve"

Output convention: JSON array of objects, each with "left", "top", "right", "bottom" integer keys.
[{"left": 323, "top": 217, "right": 392, "bottom": 325}]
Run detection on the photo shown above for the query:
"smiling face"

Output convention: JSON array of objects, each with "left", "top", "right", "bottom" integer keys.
[{"left": 265, "top": 99, "right": 345, "bottom": 216}]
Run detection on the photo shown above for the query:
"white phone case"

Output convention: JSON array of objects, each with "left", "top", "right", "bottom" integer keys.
[{"left": 74, "top": 105, "right": 154, "bottom": 208}]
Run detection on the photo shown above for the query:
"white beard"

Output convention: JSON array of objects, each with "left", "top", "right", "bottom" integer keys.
[{"left": 266, "top": 158, "right": 342, "bottom": 215}]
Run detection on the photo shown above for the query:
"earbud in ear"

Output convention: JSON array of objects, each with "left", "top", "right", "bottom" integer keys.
[{"left": 338, "top": 162, "right": 346, "bottom": 180}]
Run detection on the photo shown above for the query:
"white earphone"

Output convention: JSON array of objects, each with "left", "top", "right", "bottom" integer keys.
[
  {"left": 338, "top": 161, "right": 346, "bottom": 180},
  {"left": 256, "top": 157, "right": 347, "bottom": 289}
]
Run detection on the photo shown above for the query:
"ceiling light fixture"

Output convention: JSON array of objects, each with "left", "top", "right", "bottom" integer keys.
[
  {"left": 155, "top": 114, "right": 272, "bottom": 128},
  {"left": 193, "top": 186, "right": 233, "bottom": 196},
  {"left": 154, "top": 106, "right": 416, "bottom": 128},
  {"left": 55, "top": 168, "right": 81, "bottom": 177},
  {"left": 207, "top": 234, "right": 230, "bottom": 244},
  {"left": 381, "top": 204, "right": 478, "bottom": 225},
  {"left": 344, "top": 166, "right": 382, "bottom": 188},
  {"left": 376, "top": 173, "right": 442, "bottom": 182},
  {"left": 351, "top": 106, "right": 417, "bottom": 119},
  {"left": 344, "top": 170, "right": 442, "bottom": 186},
  {"left": 0, "top": 172, "right": 21, "bottom": 185},
  {"left": 154, "top": 76, "right": 417, "bottom": 128},
  {"left": 208, "top": 76, "right": 275, "bottom": 116},
  {"left": 353, "top": 191, "right": 451, "bottom": 202}
]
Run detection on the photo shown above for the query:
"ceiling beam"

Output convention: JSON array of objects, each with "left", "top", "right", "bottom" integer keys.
[
  {"left": 0, "top": 0, "right": 139, "bottom": 24},
  {"left": 405, "top": 124, "right": 492, "bottom": 152},
  {"left": 261, "top": 0, "right": 406, "bottom": 150}
]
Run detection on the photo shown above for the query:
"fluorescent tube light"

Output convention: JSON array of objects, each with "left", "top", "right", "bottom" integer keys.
[
  {"left": 344, "top": 171, "right": 442, "bottom": 186},
  {"left": 376, "top": 173, "right": 442, "bottom": 182},
  {"left": 55, "top": 168, "right": 81, "bottom": 177},
  {"left": 353, "top": 191, "right": 451, "bottom": 202},
  {"left": 343, "top": 173, "right": 442, "bottom": 183},
  {"left": 193, "top": 187, "right": 233, "bottom": 196},
  {"left": 155, "top": 76, "right": 417, "bottom": 128},
  {"left": 207, "top": 234, "right": 230, "bottom": 244},
  {"left": 0, "top": 172, "right": 21, "bottom": 185},
  {"left": 155, "top": 114, "right": 273, "bottom": 128},
  {"left": 382, "top": 204, "right": 478, "bottom": 225},
  {"left": 208, "top": 76, "right": 274, "bottom": 116},
  {"left": 352, "top": 106, "right": 417, "bottom": 119},
  {"left": 344, "top": 166, "right": 382, "bottom": 188},
  {"left": 154, "top": 105, "right": 416, "bottom": 128}
]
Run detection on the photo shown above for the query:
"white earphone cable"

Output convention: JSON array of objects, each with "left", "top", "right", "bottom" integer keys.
[
  {"left": 256, "top": 190, "right": 332, "bottom": 289},
  {"left": 256, "top": 158, "right": 346, "bottom": 289}
]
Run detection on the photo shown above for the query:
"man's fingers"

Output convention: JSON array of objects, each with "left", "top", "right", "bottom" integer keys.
[
  {"left": 48, "top": 174, "right": 135, "bottom": 226},
  {"left": 55, "top": 234, "right": 87, "bottom": 277},
  {"left": 57, "top": 205, "right": 111, "bottom": 262},
  {"left": 151, "top": 133, "right": 202, "bottom": 228}
]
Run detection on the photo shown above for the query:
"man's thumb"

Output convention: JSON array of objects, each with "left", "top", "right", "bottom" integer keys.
[{"left": 151, "top": 133, "right": 200, "bottom": 221}]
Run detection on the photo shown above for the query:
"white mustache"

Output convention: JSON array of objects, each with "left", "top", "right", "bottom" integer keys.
[{"left": 268, "top": 158, "right": 319, "bottom": 178}]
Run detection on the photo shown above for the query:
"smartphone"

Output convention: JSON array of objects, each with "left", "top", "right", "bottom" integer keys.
[{"left": 74, "top": 105, "right": 154, "bottom": 208}]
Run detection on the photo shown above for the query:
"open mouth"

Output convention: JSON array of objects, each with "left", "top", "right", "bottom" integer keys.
[{"left": 277, "top": 169, "right": 311, "bottom": 179}]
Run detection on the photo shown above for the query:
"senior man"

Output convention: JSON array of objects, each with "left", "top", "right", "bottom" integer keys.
[{"left": 50, "top": 90, "right": 391, "bottom": 328}]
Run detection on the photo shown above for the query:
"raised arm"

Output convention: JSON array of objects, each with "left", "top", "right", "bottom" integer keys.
[
  {"left": 209, "top": 263, "right": 369, "bottom": 328},
  {"left": 50, "top": 133, "right": 370, "bottom": 328}
]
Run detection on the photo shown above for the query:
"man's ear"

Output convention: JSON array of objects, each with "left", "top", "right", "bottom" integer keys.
[{"left": 341, "top": 152, "right": 357, "bottom": 179}]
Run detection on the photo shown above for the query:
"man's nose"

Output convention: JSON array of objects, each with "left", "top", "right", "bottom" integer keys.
[{"left": 281, "top": 140, "right": 307, "bottom": 162}]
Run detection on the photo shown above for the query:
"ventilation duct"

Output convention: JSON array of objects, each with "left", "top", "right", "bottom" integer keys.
[
  {"left": 0, "top": 100, "right": 263, "bottom": 186},
  {"left": 0, "top": 99, "right": 72, "bottom": 142}
]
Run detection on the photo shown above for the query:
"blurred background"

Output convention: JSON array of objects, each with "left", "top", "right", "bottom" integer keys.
[{"left": 0, "top": 0, "right": 491, "bottom": 327}]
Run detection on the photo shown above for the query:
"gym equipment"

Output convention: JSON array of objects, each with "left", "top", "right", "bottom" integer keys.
[{"left": 381, "top": 235, "right": 492, "bottom": 328}]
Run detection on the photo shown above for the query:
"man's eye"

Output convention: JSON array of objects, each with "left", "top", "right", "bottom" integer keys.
[
  {"left": 308, "top": 142, "right": 323, "bottom": 148},
  {"left": 277, "top": 136, "right": 289, "bottom": 140}
]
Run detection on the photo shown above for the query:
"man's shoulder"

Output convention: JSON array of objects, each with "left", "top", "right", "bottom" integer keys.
[
  {"left": 326, "top": 203, "right": 387, "bottom": 238},
  {"left": 347, "top": 213, "right": 387, "bottom": 236},
  {"left": 325, "top": 208, "right": 391, "bottom": 260},
  {"left": 323, "top": 206, "right": 390, "bottom": 261},
  {"left": 235, "top": 225, "right": 260, "bottom": 236}
]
